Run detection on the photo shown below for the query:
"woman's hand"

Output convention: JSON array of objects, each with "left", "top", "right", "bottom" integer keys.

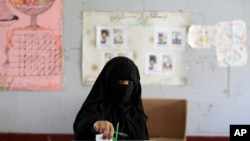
[{"left": 93, "top": 120, "right": 114, "bottom": 140}]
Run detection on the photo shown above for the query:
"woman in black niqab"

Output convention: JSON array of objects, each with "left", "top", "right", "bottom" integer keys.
[{"left": 73, "top": 57, "right": 149, "bottom": 140}]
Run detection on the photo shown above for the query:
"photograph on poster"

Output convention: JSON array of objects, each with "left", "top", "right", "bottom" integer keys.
[
  {"left": 101, "top": 29, "right": 110, "bottom": 44},
  {"left": 96, "top": 26, "right": 128, "bottom": 48},
  {"left": 113, "top": 28, "right": 124, "bottom": 46},
  {"left": 145, "top": 53, "right": 175, "bottom": 75},
  {"left": 172, "top": 31, "right": 182, "bottom": 45},
  {"left": 96, "top": 27, "right": 112, "bottom": 48},
  {"left": 171, "top": 28, "right": 186, "bottom": 50},
  {"left": 148, "top": 54, "right": 158, "bottom": 71},
  {"left": 154, "top": 27, "right": 169, "bottom": 48},
  {"left": 162, "top": 54, "right": 173, "bottom": 71}
]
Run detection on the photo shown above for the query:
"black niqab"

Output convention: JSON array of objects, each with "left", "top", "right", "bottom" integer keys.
[{"left": 73, "top": 57, "right": 149, "bottom": 140}]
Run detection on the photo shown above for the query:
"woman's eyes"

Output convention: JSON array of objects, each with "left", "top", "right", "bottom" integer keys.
[{"left": 118, "top": 80, "right": 134, "bottom": 85}]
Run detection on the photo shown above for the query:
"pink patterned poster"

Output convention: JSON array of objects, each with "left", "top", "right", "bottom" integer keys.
[{"left": 0, "top": 0, "right": 62, "bottom": 90}]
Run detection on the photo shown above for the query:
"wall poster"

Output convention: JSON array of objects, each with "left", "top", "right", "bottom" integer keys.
[
  {"left": 0, "top": 0, "right": 62, "bottom": 90},
  {"left": 82, "top": 12, "right": 190, "bottom": 86}
]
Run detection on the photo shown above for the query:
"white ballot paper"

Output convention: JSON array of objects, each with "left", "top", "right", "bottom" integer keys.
[{"left": 96, "top": 134, "right": 113, "bottom": 141}]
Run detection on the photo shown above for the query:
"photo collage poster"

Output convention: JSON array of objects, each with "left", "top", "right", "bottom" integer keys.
[
  {"left": 82, "top": 12, "right": 190, "bottom": 85},
  {"left": 97, "top": 26, "right": 186, "bottom": 74}
]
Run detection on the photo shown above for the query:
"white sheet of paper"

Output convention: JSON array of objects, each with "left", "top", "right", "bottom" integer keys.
[
  {"left": 214, "top": 20, "right": 247, "bottom": 67},
  {"left": 187, "top": 25, "right": 215, "bottom": 48},
  {"left": 95, "top": 134, "right": 112, "bottom": 141}
]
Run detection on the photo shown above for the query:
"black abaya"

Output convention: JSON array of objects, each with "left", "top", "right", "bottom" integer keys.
[{"left": 73, "top": 57, "right": 149, "bottom": 140}]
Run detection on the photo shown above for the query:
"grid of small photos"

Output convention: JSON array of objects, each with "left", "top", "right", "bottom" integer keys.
[{"left": 96, "top": 26, "right": 186, "bottom": 76}]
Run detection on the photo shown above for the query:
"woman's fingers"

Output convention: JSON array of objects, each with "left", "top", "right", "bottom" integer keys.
[
  {"left": 93, "top": 120, "right": 114, "bottom": 140},
  {"left": 103, "top": 122, "right": 114, "bottom": 139}
]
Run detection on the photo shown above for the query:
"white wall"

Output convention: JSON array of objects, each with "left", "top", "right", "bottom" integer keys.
[{"left": 0, "top": 0, "right": 250, "bottom": 136}]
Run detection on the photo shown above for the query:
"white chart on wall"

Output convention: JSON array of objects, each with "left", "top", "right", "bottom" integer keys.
[{"left": 82, "top": 12, "right": 190, "bottom": 86}]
